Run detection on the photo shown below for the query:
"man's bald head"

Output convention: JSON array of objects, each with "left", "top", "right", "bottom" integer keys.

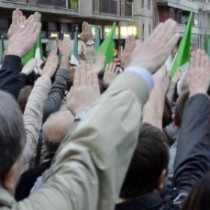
[{"left": 42, "top": 110, "right": 73, "bottom": 151}]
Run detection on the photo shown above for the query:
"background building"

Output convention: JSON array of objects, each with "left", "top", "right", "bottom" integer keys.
[
  {"left": 133, "top": 0, "right": 154, "bottom": 41},
  {"left": 0, "top": 0, "right": 136, "bottom": 56},
  {"left": 134, "top": 0, "right": 210, "bottom": 48}
]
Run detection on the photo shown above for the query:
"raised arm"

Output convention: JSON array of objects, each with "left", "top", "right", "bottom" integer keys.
[
  {"left": 22, "top": 53, "right": 58, "bottom": 171},
  {"left": 43, "top": 37, "right": 71, "bottom": 122},
  {"left": 173, "top": 49, "right": 210, "bottom": 207},
  {"left": 0, "top": 11, "right": 40, "bottom": 99}
]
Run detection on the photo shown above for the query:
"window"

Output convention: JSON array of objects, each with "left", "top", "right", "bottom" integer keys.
[
  {"left": 142, "top": 23, "right": 145, "bottom": 41},
  {"left": 149, "top": 24, "right": 151, "bottom": 34},
  {"left": 168, "top": 8, "right": 175, "bottom": 19},
  {"left": 148, "top": 0, "right": 150, "bottom": 9},
  {"left": 69, "top": 0, "right": 78, "bottom": 9},
  {"left": 142, "top": 0, "right": 144, "bottom": 7},
  {"left": 177, "top": 10, "right": 182, "bottom": 24}
]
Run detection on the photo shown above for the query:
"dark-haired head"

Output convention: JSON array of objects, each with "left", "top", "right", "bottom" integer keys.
[
  {"left": 0, "top": 91, "right": 26, "bottom": 194},
  {"left": 120, "top": 123, "right": 169, "bottom": 199}
]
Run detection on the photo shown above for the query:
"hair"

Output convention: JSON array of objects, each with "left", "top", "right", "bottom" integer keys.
[
  {"left": 120, "top": 123, "right": 169, "bottom": 199},
  {"left": 181, "top": 173, "right": 210, "bottom": 210},
  {"left": 0, "top": 91, "right": 26, "bottom": 179},
  {"left": 17, "top": 85, "right": 32, "bottom": 113},
  {"left": 174, "top": 90, "right": 189, "bottom": 127},
  {"left": 162, "top": 96, "right": 173, "bottom": 128}
]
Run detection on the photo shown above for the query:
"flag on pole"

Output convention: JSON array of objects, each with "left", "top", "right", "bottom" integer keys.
[
  {"left": 70, "top": 29, "right": 79, "bottom": 66},
  {"left": 97, "top": 22, "right": 116, "bottom": 66},
  {"left": 35, "top": 35, "right": 44, "bottom": 67},
  {"left": 170, "top": 12, "right": 193, "bottom": 79},
  {"left": 95, "top": 26, "right": 100, "bottom": 50}
]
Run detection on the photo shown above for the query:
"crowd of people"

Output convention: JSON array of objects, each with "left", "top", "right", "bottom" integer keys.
[{"left": 0, "top": 8, "right": 209, "bottom": 210}]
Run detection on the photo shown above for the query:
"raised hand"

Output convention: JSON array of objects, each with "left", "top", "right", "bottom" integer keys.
[
  {"left": 80, "top": 22, "right": 94, "bottom": 43},
  {"left": 6, "top": 12, "right": 41, "bottom": 58},
  {"left": 121, "top": 36, "right": 136, "bottom": 68},
  {"left": 103, "top": 62, "right": 119, "bottom": 85},
  {"left": 67, "top": 63, "right": 100, "bottom": 114},
  {"left": 143, "top": 65, "right": 169, "bottom": 130},
  {"left": 59, "top": 36, "right": 72, "bottom": 58},
  {"left": 153, "top": 65, "right": 170, "bottom": 93},
  {"left": 7, "top": 9, "right": 26, "bottom": 39},
  {"left": 38, "top": 52, "right": 58, "bottom": 78},
  {"left": 129, "top": 19, "right": 179, "bottom": 74},
  {"left": 187, "top": 49, "right": 210, "bottom": 97}
]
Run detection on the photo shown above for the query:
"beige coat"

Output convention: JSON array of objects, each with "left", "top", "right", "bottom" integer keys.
[
  {"left": 0, "top": 72, "right": 150, "bottom": 210},
  {"left": 22, "top": 76, "right": 51, "bottom": 172}
]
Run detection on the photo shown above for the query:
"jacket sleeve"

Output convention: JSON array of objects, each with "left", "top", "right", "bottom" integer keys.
[
  {"left": 22, "top": 76, "right": 51, "bottom": 172},
  {"left": 174, "top": 94, "right": 210, "bottom": 195},
  {"left": 17, "top": 72, "right": 150, "bottom": 210},
  {"left": 42, "top": 69, "right": 68, "bottom": 122},
  {"left": 0, "top": 55, "right": 24, "bottom": 99}
]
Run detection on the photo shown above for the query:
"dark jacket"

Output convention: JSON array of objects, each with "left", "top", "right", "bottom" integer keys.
[
  {"left": 116, "top": 193, "right": 163, "bottom": 210},
  {"left": 43, "top": 68, "right": 68, "bottom": 122},
  {"left": 115, "top": 94, "right": 210, "bottom": 210},
  {"left": 0, "top": 55, "right": 24, "bottom": 99}
]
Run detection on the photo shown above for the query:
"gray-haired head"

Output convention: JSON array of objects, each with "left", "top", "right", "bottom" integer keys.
[{"left": 0, "top": 91, "right": 26, "bottom": 178}]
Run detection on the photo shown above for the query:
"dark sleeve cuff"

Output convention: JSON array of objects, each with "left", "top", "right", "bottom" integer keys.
[{"left": 2, "top": 55, "right": 22, "bottom": 72}]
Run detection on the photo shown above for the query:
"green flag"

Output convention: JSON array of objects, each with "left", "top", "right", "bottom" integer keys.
[
  {"left": 97, "top": 22, "right": 116, "bottom": 66},
  {"left": 22, "top": 45, "right": 35, "bottom": 65},
  {"left": 35, "top": 35, "right": 44, "bottom": 67},
  {"left": 95, "top": 26, "right": 100, "bottom": 50},
  {"left": 22, "top": 35, "right": 44, "bottom": 66},
  {"left": 70, "top": 29, "right": 79, "bottom": 66},
  {"left": 170, "top": 12, "right": 193, "bottom": 78}
]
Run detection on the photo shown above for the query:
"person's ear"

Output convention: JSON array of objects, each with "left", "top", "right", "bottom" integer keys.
[
  {"left": 2, "top": 162, "right": 20, "bottom": 195},
  {"left": 157, "top": 169, "right": 167, "bottom": 191}
]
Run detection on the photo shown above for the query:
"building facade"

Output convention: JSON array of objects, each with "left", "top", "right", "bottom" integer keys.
[
  {"left": 133, "top": 0, "right": 154, "bottom": 40},
  {"left": 157, "top": 0, "right": 210, "bottom": 48},
  {"left": 134, "top": 0, "right": 210, "bottom": 48},
  {"left": 0, "top": 0, "right": 136, "bottom": 55}
]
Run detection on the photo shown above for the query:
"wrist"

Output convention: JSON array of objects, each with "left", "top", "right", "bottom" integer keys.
[
  {"left": 189, "top": 89, "right": 208, "bottom": 98},
  {"left": 6, "top": 49, "right": 23, "bottom": 58},
  {"left": 126, "top": 66, "right": 153, "bottom": 90},
  {"left": 74, "top": 108, "right": 89, "bottom": 122},
  {"left": 60, "top": 56, "right": 69, "bottom": 70}
]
